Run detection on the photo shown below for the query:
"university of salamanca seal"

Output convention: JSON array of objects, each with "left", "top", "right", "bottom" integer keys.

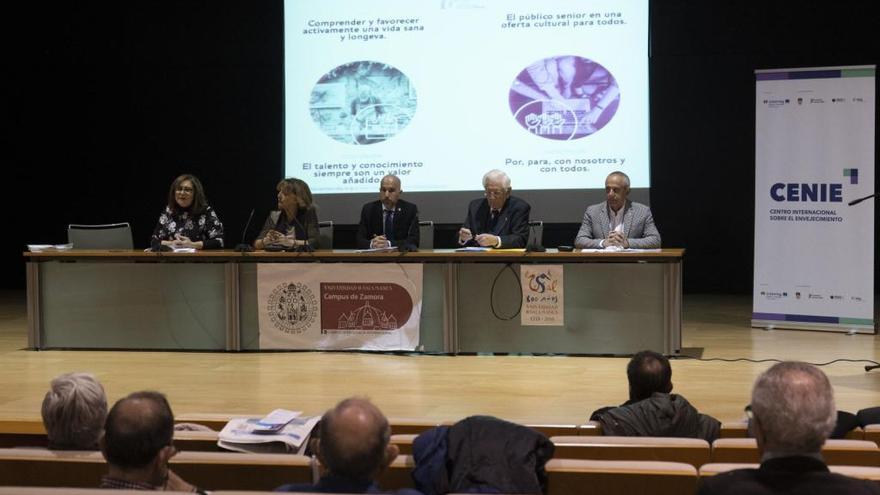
[{"left": 267, "top": 282, "right": 317, "bottom": 334}]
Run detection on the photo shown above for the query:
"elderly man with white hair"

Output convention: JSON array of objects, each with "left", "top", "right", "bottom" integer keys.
[
  {"left": 698, "top": 362, "right": 880, "bottom": 495},
  {"left": 458, "top": 169, "right": 530, "bottom": 249}
]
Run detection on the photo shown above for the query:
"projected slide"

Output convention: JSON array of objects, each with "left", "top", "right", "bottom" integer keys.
[{"left": 285, "top": 0, "right": 649, "bottom": 194}]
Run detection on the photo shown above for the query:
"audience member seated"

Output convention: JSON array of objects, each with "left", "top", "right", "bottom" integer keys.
[
  {"left": 590, "top": 350, "right": 720, "bottom": 442},
  {"left": 276, "top": 397, "right": 421, "bottom": 494},
  {"left": 150, "top": 174, "right": 225, "bottom": 250},
  {"left": 41, "top": 372, "right": 107, "bottom": 450},
  {"left": 698, "top": 362, "right": 880, "bottom": 495},
  {"left": 100, "top": 391, "right": 203, "bottom": 493}
]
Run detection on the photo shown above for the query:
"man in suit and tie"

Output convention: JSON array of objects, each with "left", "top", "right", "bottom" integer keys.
[
  {"left": 574, "top": 171, "right": 661, "bottom": 249},
  {"left": 458, "top": 169, "right": 530, "bottom": 248},
  {"left": 356, "top": 175, "right": 420, "bottom": 250}
]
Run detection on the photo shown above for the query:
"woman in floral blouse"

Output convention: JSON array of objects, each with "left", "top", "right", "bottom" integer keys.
[{"left": 150, "top": 174, "right": 224, "bottom": 250}]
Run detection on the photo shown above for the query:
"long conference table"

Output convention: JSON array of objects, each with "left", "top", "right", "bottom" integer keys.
[{"left": 23, "top": 249, "right": 684, "bottom": 355}]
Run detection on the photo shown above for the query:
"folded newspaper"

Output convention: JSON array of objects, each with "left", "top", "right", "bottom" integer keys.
[{"left": 218, "top": 413, "right": 320, "bottom": 454}]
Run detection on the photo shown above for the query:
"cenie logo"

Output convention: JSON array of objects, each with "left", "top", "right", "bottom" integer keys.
[{"left": 267, "top": 282, "right": 317, "bottom": 334}]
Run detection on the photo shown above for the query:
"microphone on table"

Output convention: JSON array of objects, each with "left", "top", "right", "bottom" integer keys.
[
  {"left": 234, "top": 208, "right": 256, "bottom": 252},
  {"left": 525, "top": 221, "right": 546, "bottom": 252}
]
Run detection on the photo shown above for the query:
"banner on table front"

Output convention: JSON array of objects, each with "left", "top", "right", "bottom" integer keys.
[
  {"left": 258, "top": 263, "right": 422, "bottom": 349},
  {"left": 753, "top": 66, "right": 875, "bottom": 333},
  {"left": 521, "top": 265, "right": 564, "bottom": 326}
]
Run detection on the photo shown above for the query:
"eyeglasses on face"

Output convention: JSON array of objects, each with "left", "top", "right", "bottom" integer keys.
[
  {"left": 484, "top": 189, "right": 506, "bottom": 197},
  {"left": 176, "top": 187, "right": 194, "bottom": 193}
]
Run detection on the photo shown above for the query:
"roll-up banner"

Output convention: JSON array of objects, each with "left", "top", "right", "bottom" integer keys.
[{"left": 753, "top": 66, "right": 875, "bottom": 333}]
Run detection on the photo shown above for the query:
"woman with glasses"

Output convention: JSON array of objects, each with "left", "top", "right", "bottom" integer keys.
[
  {"left": 254, "top": 178, "right": 319, "bottom": 250},
  {"left": 150, "top": 174, "right": 225, "bottom": 250}
]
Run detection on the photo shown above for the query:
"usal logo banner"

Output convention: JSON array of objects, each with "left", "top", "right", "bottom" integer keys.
[
  {"left": 258, "top": 263, "right": 422, "bottom": 349},
  {"left": 521, "top": 264, "right": 564, "bottom": 326}
]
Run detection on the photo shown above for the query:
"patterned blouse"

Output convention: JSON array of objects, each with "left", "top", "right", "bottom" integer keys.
[{"left": 150, "top": 205, "right": 225, "bottom": 249}]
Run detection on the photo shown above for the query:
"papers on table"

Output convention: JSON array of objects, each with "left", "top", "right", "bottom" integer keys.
[
  {"left": 27, "top": 244, "right": 73, "bottom": 252},
  {"left": 354, "top": 246, "right": 398, "bottom": 253},
  {"left": 217, "top": 412, "right": 320, "bottom": 454},
  {"left": 579, "top": 248, "right": 662, "bottom": 253},
  {"left": 455, "top": 246, "right": 491, "bottom": 252}
]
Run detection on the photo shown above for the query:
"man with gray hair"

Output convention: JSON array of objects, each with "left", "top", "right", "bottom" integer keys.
[
  {"left": 458, "top": 169, "right": 530, "bottom": 248},
  {"left": 574, "top": 171, "right": 660, "bottom": 249},
  {"left": 41, "top": 372, "right": 107, "bottom": 450},
  {"left": 698, "top": 362, "right": 880, "bottom": 494}
]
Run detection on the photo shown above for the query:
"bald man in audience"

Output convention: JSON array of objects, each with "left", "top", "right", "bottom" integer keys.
[
  {"left": 100, "top": 391, "right": 203, "bottom": 493},
  {"left": 41, "top": 372, "right": 107, "bottom": 450},
  {"left": 276, "top": 397, "right": 422, "bottom": 494},
  {"left": 699, "top": 362, "right": 880, "bottom": 495}
]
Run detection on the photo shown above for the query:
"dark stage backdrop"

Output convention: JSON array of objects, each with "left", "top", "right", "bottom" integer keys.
[{"left": 6, "top": 0, "right": 879, "bottom": 293}]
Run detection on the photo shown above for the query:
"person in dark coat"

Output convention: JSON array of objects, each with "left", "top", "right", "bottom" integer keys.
[
  {"left": 698, "top": 362, "right": 880, "bottom": 495},
  {"left": 590, "top": 350, "right": 720, "bottom": 442}
]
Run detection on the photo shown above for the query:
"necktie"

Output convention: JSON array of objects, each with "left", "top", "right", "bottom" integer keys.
[
  {"left": 488, "top": 209, "right": 500, "bottom": 230},
  {"left": 384, "top": 210, "right": 394, "bottom": 241}
]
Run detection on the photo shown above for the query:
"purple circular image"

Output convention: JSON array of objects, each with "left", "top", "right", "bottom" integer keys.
[{"left": 509, "top": 56, "right": 620, "bottom": 140}]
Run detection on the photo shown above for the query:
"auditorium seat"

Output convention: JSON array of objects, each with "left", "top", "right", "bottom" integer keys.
[
  {"left": 390, "top": 434, "right": 416, "bottom": 455},
  {"left": 174, "top": 430, "right": 222, "bottom": 451},
  {"left": 864, "top": 424, "right": 880, "bottom": 446},
  {"left": 700, "top": 462, "right": 880, "bottom": 481},
  {"left": 0, "top": 448, "right": 312, "bottom": 491},
  {"left": 173, "top": 413, "right": 440, "bottom": 436},
  {"left": 0, "top": 425, "right": 220, "bottom": 452},
  {"left": 710, "top": 438, "right": 880, "bottom": 466},
  {"left": 528, "top": 424, "right": 580, "bottom": 437},
  {"left": 719, "top": 421, "right": 748, "bottom": 438},
  {"left": 0, "top": 431, "right": 46, "bottom": 448},
  {"left": 578, "top": 421, "right": 602, "bottom": 435},
  {"left": 375, "top": 454, "right": 416, "bottom": 490},
  {"left": 721, "top": 421, "right": 864, "bottom": 440},
  {"left": 172, "top": 413, "right": 256, "bottom": 431},
  {"left": 549, "top": 436, "right": 711, "bottom": 467},
  {"left": 544, "top": 458, "right": 698, "bottom": 495},
  {"left": 388, "top": 418, "right": 443, "bottom": 435}
]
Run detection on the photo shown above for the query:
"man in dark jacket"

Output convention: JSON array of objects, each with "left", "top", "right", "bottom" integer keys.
[
  {"left": 356, "top": 175, "right": 420, "bottom": 251},
  {"left": 698, "top": 362, "right": 880, "bottom": 495},
  {"left": 590, "top": 350, "right": 720, "bottom": 442}
]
